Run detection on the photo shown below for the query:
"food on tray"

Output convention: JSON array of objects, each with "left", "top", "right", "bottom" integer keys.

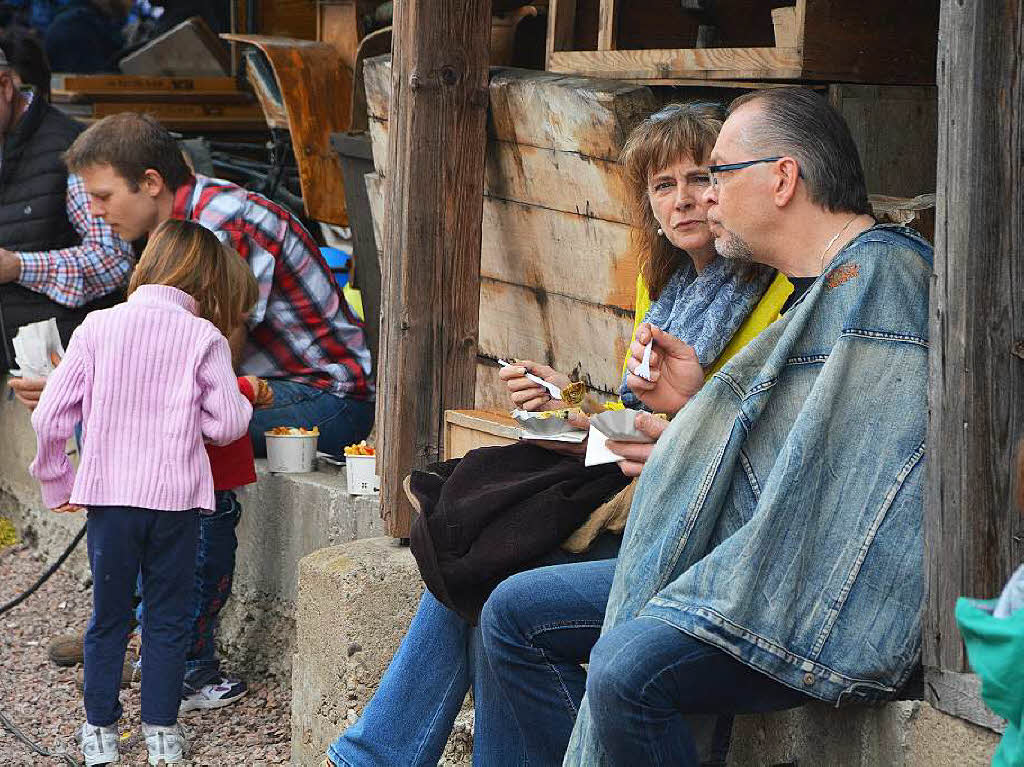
[
  {"left": 344, "top": 440, "right": 376, "bottom": 456},
  {"left": 532, "top": 407, "right": 581, "bottom": 419},
  {"left": 267, "top": 426, "right": 320, "bottom": 436},
  {"left": 560, "top": 380, "right": 585, "bottom": 406}
]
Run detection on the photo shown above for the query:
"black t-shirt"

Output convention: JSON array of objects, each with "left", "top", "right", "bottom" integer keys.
[{"left": 781, "top": 276, "right": 817, "bottom": 314}]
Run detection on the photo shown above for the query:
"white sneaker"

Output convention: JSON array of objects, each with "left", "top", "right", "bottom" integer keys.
[
  {"left": 78, "top": 722, "right": 119, "bottom": 766},
  {"left": 143, "top": 723, "right": 188, "bottom": 765},
  {"left": 179, "top": 675, "right": 248, "bottom": 712}
]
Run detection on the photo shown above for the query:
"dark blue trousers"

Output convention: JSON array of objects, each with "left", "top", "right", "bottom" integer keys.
[{"left": 84, "top": 506, "right": 199, "bottom": 727}]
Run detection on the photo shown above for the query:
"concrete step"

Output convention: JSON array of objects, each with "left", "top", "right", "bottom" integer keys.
[
  {"left": 291, "top": 537, "right": 1001, "bottom": 767},
  {"left": 291, "top": 537, "right": 473, "bottom": 767},
  {"left": 0, "top": 384, "right": 385, "bottom": 683},
  {"left": 729, "top": 700, "right": 998, "bottom": 766},
  {"left": 213, "top": 460, "right": 385, "bottom": 682}
]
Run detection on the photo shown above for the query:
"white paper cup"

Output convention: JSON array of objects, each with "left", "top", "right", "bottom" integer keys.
[
  {"left": 346, "top": 454, "right": 379, "bottom": 495},
  {"left": 265, "top": 431, "right": 319, "bottom": 473}
]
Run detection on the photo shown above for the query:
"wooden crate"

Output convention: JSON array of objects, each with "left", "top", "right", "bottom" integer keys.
[
  {"left": 444, "top": 410, "right": 520, "bottom": 460},
  {"left": 546, "top": 0, "right": 939, "bottom": 85}
]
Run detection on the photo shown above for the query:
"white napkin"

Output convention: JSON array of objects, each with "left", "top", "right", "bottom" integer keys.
[
  {"left": 634, "top": 340, "right": 653, "bottom": 381},
  {"left": 584, "top": 425, "right": 624, "bottom": 467},
  {"left": 10, "top": 318, "right": 65, "bottom": 379}
]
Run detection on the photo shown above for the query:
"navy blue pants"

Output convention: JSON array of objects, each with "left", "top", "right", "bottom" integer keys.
[{"left": 84, "top": 506, "right": 199, "bottom": 727}]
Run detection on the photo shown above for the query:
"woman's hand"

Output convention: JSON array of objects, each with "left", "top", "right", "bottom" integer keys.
[
  {"left": 606, "top": 411, "right": 669, "bottom": 477},
  {"left": 523, "top": 411, "right": 590, "bottom": 457},
  {"left": 499, "top": 360, "right": 572, "bottom": 411},
  {"left": 625, "top": 324, "right": 704, "bottom": 416},
  {"left": 51, "top": 503, "right": 84, "bottom": 513}
]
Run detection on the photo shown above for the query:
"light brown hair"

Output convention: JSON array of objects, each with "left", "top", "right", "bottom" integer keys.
[
  {"left": 620, "top": 101, "right": 726, "bottom": 299},
  {"left": 64, "top": 112, "right": 192, "bottom": 192},
  {"left": 128, "top": 219, "right": 258, "bottom": 336}
]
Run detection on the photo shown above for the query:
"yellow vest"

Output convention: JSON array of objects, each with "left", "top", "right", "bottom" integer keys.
[{"left": 608, "top": 271, "right": 794, "bottom": 408}]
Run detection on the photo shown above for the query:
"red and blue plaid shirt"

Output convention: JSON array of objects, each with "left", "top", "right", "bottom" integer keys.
[
  {"left": 173, "top": 174, "right": 373, "bottom": 399},
  {"left": 15, "top": 174, "right": 135, "bottom": 307}
]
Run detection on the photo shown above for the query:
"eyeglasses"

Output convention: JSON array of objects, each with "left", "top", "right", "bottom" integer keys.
[{"left": 706, "top": 157, "right": 784, "bottom": 187}]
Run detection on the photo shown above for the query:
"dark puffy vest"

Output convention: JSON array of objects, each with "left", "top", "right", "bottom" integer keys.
[{"left": 0, "top": 91, "right": 122, "bottom": 371}]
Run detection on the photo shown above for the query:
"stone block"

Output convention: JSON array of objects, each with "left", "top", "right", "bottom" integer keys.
[
  {"left": 728, "top": 699, "right": 1000, "bottom": 766},
  {"left": 291, "top": 537, "right": 473, "bottom": 767},
  {"left": 0, "top": 391, "right": 89, "bottom": 578},
  {"left": 206, "top": 460, "right": 385, "bottom": 682},
  {"left": 0, "top": 382, "right": 385, "bottom": 683}
]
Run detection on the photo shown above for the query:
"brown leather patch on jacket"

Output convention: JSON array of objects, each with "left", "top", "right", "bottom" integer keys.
[{"left": 826, "top": 263, "right": 860, "bottom": 290}]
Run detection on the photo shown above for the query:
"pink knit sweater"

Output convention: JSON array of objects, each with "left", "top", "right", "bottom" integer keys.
[{"left": 29, "top": 285, "right": 253, "bottom": 511}]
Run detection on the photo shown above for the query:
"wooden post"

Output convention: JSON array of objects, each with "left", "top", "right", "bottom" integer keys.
[
  {"left": 597, "top": 0, "right": 618, "bottom": 51},
  {"left": 926, "top": 0, "right": 1024, "bottom": 695},
  {"left": 376, "top": 0, "right": 491, "bottom": 537}
]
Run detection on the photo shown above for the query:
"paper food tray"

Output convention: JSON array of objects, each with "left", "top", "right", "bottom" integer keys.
[
  {"left": 589, "top": 408, "right": 656, "bottom": 443},
  {"left": 512, "top": 409, "right": 587, "bottom": 441}
]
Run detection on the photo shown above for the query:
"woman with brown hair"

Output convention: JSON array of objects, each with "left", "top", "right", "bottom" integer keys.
[{"left": 325, "top": 103, "right": 796, "bottom": 767}]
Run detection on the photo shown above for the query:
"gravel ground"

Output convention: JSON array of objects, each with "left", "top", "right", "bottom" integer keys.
[{"left": 0, "top": 539, "right": 291, "bottom": 766}]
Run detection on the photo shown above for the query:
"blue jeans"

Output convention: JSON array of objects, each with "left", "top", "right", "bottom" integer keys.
[
  {"left": 184, "top": 489, "right": 242, "bottom": 688},
  {"left": 482, "top": 559, "right": 810, "bottom": 767},
  {"left": 584, "top": 617, "right": 810, "bottom": 766},
  {"left": 327, "top": 535, "right": 621, "bottom": 767},
  {"left": 137, "top": 490, "right": 242, "bottom": 690},
  {"left": 249, "top": 380, "right": 374, "bottom": 457},
  {"left": 84, "top": 506, "right": 198, "bottom": 727}
]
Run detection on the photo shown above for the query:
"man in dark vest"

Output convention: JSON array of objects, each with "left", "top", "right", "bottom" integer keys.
[{"left": 0, "top": 45, "right": 133, "bottom": 386}]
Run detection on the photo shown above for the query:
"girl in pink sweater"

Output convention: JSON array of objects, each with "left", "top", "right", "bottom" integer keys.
[{"left": 29, "top": 219, "right": 256, "bottom": 766}]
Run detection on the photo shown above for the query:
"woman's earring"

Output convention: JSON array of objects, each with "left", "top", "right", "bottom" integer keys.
[{"left": 656, "top": 228, "right": 664, "bottom": 237}]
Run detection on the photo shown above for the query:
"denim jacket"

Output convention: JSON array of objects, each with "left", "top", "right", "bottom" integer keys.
[{"left": 565, "top": 225, "right": 933, "bottom": 765}]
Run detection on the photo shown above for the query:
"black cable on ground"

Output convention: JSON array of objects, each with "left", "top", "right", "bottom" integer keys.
[
  {"left": 0, "top": 521, "right": 86, "bottom": 617},
  {"left": 0, "top": 709, "right": 81, "bottom": 766},
  {"left": 0, "top": 524, "right": 89, "bottom": 764}
]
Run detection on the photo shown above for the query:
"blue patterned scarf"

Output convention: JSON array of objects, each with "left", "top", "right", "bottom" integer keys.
[{"left": 619, "top": 256, "right": 775, "bottom": 409}]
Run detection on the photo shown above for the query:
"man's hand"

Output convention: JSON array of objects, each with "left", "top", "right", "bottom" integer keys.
[
  {"left": 625, "top": 324, "right": 704, "bottom": 416},
  {"left": 8, "top": 376, "right": 46, "bottom": 411},
  {"left": 524, "top": 411, "right": 590, "bottom": 457},
  {"left": 499, "top": 360, "right": 572, "bottom": 412},
  {"left": 606, "top": 411, "right": 670, "bottom": 477},
  {"left": 0, "top": 248, "right": 20, "bottom": 283}
]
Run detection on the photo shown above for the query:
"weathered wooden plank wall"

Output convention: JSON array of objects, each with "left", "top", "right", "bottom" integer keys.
[
  {"left": 364, "top": 57, "right": 655, "bottom": 408},
  {"left": 925, "top": 0, "right": 1024, "bottom": 691},
  {"left": 374, "top": 0, "right": 492, "bottom": 538}
]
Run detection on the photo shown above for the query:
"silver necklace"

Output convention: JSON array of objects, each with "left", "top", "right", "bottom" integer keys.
[{"left": 819, "top": 215, "right": 859, "bottom": 272}]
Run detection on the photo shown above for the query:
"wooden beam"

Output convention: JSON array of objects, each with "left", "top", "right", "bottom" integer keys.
[
  {"left": 546, "top": 0, "right": 578, "bottom": 69},
  {"left": 547, "top": 47, "right": 803, "bottom": 81},
  {"left": 770, "top": 5, "right": 801, "bottom": 49},
  {"left": 597, "top": 0, "right": 619, "bottom": 51},
  {"left": 925, "top": 0, "right": 1024, "bottom": 690},
  {"left": 363, "top": 56, "right": 659, "bottom": 163},
  {"left": 376, "top": 0, "right": 492, "bottom": 537}
]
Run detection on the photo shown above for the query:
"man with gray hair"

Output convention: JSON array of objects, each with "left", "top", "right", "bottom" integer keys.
[
  {"left": 0, "top": 44, "right": 133, "bottom": 378},
  {"left": 475, "top": 87, "right": 933, "bottom": 766}
]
